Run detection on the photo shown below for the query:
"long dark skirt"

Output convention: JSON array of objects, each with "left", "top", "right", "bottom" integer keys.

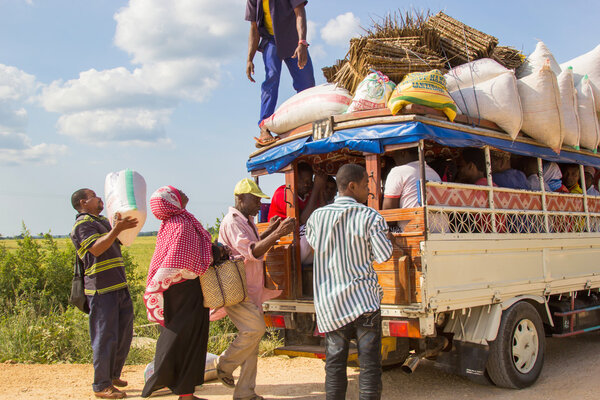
[{"left": 142, "top": 277, "right": 209, "bottom": 397}]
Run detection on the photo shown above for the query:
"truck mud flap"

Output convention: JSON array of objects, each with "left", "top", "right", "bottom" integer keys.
[{"left": 431, "top": 341, "right": 491, "bottom": 385}]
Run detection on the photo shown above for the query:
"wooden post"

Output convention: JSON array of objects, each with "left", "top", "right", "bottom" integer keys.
[
  {"left": 365, "top": 154, "right": 381, "bottom": 210},
  {"left": 284, "top": 163, "right": 302, "bottom": 298}
]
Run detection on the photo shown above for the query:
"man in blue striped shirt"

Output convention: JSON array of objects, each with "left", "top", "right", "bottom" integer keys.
[{"left": 306, "top": 164, "right": 393, "bottom": 400}]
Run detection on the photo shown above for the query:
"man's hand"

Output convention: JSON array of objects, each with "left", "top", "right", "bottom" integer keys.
[
  {"left": 246, "top": 60, "right": 255, "bottom": 82},
  {"left": 113, "top": 214, "right": 138, "bottom": 233},
  {"left": 313, "top": 172, "right": 327, "bottom": 189},
  {"left": 269, "top": 215, "right": 281, "bottom": 228},
  {"left": 387, "top": 231, "right": 403, "bottom": 254},
  {"left": 276, "top": 217, "right": 295, "bottom": 237},
  {"left": 292, "top": 44, "right": 308, "bottom": 69}
]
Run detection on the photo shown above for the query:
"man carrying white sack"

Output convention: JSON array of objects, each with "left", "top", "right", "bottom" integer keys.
[
  {"left": 245, "top": 0, "right": 315, "bottom": 147},
  {"left": 70, "top": 188, "right": 138, "bottom": 399},
  {"left": 214, "top": 178, "right": 295, "bottom": 400}
]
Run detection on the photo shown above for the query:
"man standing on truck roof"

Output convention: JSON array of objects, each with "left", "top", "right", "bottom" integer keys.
[
  {"left": 306, "top": 164, "right": 394, "bottom": 400},
  {"left": 215, "top": 178, "right": 295, "bottom": 400},
  {"left": 245, "top": 0, "right": 315, "bottom": 147}
]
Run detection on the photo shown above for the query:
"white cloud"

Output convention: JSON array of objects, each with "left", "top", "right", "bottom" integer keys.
[
  {"left": 114, "top": 0, "right": 245, "bottom": 64},
  {"left": 0, "top": 104, "right": 27, "bottom": 132},
  {"left": 38, "top": 0, "right": 246, "bottom": 145},
  {"left": 56, "top": 108, "right": 173, "bottom": 145},
  {"left": 0, "top": 131, "right": 67, "bottom": 166},
  {"left": 320, "top": 12, "right": 361, "bottom": 47},
  {"left": 0, "top": 64, "right": 37, "bottom": 102}
]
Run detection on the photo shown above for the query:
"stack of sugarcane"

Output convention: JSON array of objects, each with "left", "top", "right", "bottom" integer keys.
[{"left": 323, "top": 10, "right": 524, "bottom": 94}]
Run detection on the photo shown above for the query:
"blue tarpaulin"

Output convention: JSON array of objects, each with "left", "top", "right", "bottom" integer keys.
[{"left": 247, "top": 121, "right": 600, "bottom": 173}]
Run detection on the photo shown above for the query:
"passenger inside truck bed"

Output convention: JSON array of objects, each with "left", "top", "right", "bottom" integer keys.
[
  {"left": 491, "top": 151, "right": 531, "bottom": 190},
  {"left": 268, "top": 162, "right": 325, "bottom": 264},
  {"left": 382, "top": 147, "right": 441, "bottom": 231},
  {"left": 561, "top": 163, "right": 583, "bottom": 194},
  {"left": 456, "top": 148, "right": 496, "bottom": 186}
]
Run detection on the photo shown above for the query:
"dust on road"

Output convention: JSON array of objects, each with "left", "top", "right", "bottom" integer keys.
[{"left": 1, "top": 335, "right": 598, "bottom": 399}]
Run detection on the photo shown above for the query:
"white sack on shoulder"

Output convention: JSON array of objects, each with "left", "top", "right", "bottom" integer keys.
[
  {"left": 449, "top": 71, "right": 522, "bottom": 139},
  {"left": 517, "top": 61, "right": 564, "bottom": 153},
  {"left": 557, "top": 67, "right": 581, "bottom": 148},
  {"left": 517, "top": 41, "right": 561, "bottom": 78},
  {"left": 576, "top": 75, "right": 600, "bottom": 151},
  {"left": 104, "top": 169, "right": 147, "bottom": 246},
  {"left": 261, "top": 84, "right": 352, "bottom": 134},
  {"left": 445, "top": 58, "right": 509, "bottom": 93},
  {"left": 561, "top": 44, "right": 600, "bottom": 112}
]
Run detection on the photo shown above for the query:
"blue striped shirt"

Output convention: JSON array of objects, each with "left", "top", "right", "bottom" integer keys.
[{"left": 305, "top": 196, "right": 393, "bottom": 332}]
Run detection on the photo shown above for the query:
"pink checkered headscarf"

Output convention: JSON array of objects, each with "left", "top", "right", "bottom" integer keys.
[{"left": 144, "top": 186, "right": 213, "bottom": 326}]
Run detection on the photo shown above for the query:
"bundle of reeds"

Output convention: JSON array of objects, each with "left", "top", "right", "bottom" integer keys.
[
  {"left": 425, "top": 12, "right": 498, "bottom": 67},
  {"left": 491, "top": 46, "right": 524, "bottom": 69}
]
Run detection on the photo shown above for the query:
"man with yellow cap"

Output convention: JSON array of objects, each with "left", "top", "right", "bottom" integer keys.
[{"left": 214, "top": 178, "right": 295, "bottom": 400}]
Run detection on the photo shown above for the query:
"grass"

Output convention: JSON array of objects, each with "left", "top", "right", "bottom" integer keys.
[{"left": 0, "top": 233, "right": 283, "bottom": 364}]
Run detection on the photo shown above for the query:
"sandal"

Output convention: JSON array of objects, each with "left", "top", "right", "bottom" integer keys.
[
  {"left": 254, "top": 135, "right": 279, "bottom": 148},
  {"left": 217, "top": 368, "right": 235, "bottom": 388}
]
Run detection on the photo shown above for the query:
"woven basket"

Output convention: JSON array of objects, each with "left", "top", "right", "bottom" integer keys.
[{"left": 200, "top": 259, "right": 248, "bottom": 309}]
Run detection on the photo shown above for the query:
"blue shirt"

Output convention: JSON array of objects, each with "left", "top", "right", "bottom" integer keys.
[
  {"left": 493, "top": 169, "right": 531, "bottom": 190},
  {"left": 305, "top": 197, "right": 393, "bottom": 332}
]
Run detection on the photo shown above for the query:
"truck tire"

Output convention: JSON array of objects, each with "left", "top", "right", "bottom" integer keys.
[{"left": 486, "top": 301, "right": 545, "bottom": 389}]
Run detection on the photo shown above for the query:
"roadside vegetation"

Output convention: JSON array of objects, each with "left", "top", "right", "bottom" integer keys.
[{"left": 0, "top": 223, "right": 281, "bottom": 364}]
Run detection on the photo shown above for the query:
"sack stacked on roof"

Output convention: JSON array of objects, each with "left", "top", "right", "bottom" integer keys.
[
  {"left": 445, "top": 59, "right": 522, "bottom": 138},
  {"left": 561, "top": 45, "right": 600, "bottom": 112},
  {"left": 388, "top": 69, "right": 457, "bottom": 121},
  {"left": 346, "top": 71, "right": 396, "bottom": 113},
  {"left": 517, "top": 60, "right": 564, "bottom": 153},
  {"left": 517, "top": 41, "right": 561, "bottom": 78},
  {"left": 576, "top": 75, "right": 600, "bottom": 151},
  {"left": 261, "top": 84, "right": 352, "bottom": 134},
  {"left": 556, "top": 67, "right": 581, "bottom": 148}
]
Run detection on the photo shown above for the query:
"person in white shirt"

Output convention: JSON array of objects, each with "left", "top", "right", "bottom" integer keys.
[{"left": 382, "top": 148, "right": 441, "bottom": 231}]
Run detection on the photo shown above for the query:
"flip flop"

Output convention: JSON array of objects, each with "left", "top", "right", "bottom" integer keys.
[
  {"left": 216, "top": 368, "right": 235, "bottom": 388},
  {"left": 254, "top": 135, "right": 279, "bottom": 148}
]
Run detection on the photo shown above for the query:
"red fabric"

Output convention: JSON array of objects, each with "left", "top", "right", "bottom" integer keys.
[
  {"left": 267, "top": 184, "right": 310, "bottom": 221},
  {"left": 144, "top": 186, "right": 213, "bottom": 326},
  {"left": 146, "top": 197, "right": 212, "bottom": 286}
]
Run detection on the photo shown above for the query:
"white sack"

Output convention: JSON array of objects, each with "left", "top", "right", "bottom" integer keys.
[
  {"left": 346, "top": 71, "right": 396, "bottom": 113},
  {"left": 517, "top": 61, "right": 564, "bottom": 152},
  {"left": 445, "top": 58, "right": 509, "bottom": 93},
  {"left": 517, "top": 41, "right": 561, "bottom": 78},
  {"left": 104, "top": 169, "right": 146, "bottom": 246},
  {"left": 145, "top": 353, "right": 219, "bottom": 383},
  {"left": 449, "top": 71, "right": 523, "bottom": 139},
  {"left": 561, "top": 44, "right": 600, "bottom": 112},
  {"left": 576, "top": 75, "right": 600, "bottom": 151},
  {"left": 557, "top": 67, "right": 581, "bottom": 148},
  {"left": 261, "top": 84, "right": 352, "bottom": 134}
]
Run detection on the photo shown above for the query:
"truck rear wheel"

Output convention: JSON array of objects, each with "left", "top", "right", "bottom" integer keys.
[{"left": 486, "top": 301, "right": 545, "bottom": 389}]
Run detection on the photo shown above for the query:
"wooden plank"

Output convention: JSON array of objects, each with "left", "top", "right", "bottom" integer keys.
[
  {"left": 374, "top": 253, "right": 411, "bottom": 305},
  {"left": 264, "top": 245, "right": 293, "bottom": 300},
  {"left": 365, "top": 154, "right": 381, "bottom": 210}
]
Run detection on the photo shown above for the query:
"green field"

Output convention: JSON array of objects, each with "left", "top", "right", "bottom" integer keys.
[{"left": 1, "top": 236, "right": 157, "bottom": 278}]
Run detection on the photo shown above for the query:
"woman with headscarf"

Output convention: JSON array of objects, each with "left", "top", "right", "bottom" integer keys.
[{"left": 142, "top": 186, "right": 227, "bottom": 400}]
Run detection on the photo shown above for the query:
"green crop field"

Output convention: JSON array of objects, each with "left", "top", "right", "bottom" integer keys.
[{"left": 1, "top": 236, "right": 157, "bottom": 278}]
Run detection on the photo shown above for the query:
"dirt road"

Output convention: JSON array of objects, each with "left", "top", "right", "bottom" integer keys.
[{"left": 1, "top": 334, "right": 598, "bottom": 399}]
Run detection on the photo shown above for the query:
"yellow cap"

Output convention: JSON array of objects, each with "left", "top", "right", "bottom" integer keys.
[{"left": 234, "top": 178, "right": 270, "bottom": 199}]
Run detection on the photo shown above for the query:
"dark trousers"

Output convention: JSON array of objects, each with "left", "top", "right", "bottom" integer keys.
[
  {"left": 259, "top": 37, "right": 315, "bottom": 126},
  {"left": 325, "top": 310, "right": 382, "bottom": 400},
  {"left": 87, "top": 288, "right": 134, "bottom": 392}
]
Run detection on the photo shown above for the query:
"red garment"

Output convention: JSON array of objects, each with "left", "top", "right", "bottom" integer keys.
[
  {"left": 267, "top": 184, "right": 310, "bottom": 220},
  {"left": 144, "top": 186, "right": 213, "bottom": 326}
]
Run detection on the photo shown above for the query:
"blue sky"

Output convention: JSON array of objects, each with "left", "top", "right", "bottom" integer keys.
[{"left": 0, "top": 0, "right": 599, "bottom": 237}]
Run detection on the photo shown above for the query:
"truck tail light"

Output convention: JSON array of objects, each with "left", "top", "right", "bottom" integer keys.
[
  {"left": 264, "top": 314, "right": 287, "bottom": 329},
  {"left": 383, "top": 319, "right": 421, "bottom": 338}
]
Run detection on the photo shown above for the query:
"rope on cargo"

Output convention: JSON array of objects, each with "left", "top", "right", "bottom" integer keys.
[{"left": 462, "top": 25, "right": 482, "bottom": 127}]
